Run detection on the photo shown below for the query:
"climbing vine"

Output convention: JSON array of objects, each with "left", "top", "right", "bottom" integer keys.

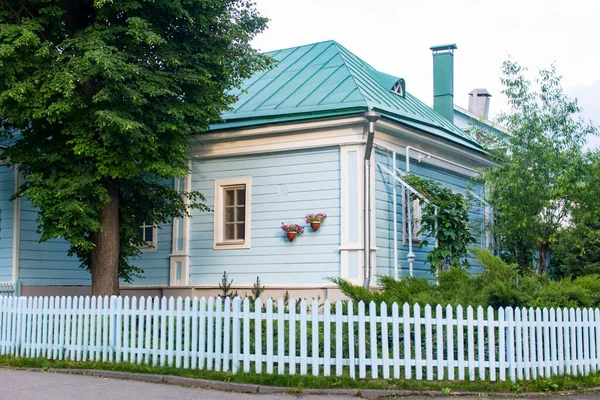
[{"left": 403, "top": 173, "right": 476, "bottom": 273}]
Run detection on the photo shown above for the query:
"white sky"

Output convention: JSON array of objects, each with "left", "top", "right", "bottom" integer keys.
[{"left": 251, "top": 0, "right": 600, "bottom": 148}]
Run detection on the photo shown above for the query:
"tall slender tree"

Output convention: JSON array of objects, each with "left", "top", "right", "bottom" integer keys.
[
  {"left": 0, "top": 0, "right": 270, "bottom": 295},
  {"left": 481, "top": 61, "right": 597, "bottom": 274}
]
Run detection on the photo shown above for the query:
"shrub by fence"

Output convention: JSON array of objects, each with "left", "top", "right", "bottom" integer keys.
[{"left": 0, "top": 295, "right": 599, "bottom": 382}]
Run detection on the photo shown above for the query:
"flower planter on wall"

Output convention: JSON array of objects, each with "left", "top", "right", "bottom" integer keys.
[
  {"left": 286, "top": 232, "right": 297, "bottom": 241},
  {"left": 310, "top": 222, "right": 321, "bottom": 231}
]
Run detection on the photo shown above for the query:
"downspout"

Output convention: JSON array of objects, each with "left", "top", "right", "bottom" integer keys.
[
  {"left": 363, "top": 110, "right": 380, "bottom": 288},
  {"left": 405, "top": 147, "right": 416, "bottom": 276}
]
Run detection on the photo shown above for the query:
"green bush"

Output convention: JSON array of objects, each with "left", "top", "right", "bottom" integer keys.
[{"left": 333, "top": 249, "right": 600, "bottom": 310}]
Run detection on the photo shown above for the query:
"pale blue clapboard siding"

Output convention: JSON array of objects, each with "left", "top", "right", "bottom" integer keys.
[
  {"left": 0, "top": 166, "right": 14, "bottom": 282},
  {"left": 18, "top": 201, "right": 88, "bottom": 286},
  {"left": 19, "top": 197, "right": 173, "bottom": 287},
  {"left": 375, "top": 150, "right": 485, "bottom": 280},
  {"left": 189, "top": 148, "right": 341, "bottom": 286}
]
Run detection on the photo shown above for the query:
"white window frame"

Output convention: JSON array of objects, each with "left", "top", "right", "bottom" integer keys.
[
  {"left": 214, "top": 177, "right": 252, "bottom": 250},
  {"left": 138, "top": 222, "right": 158, "bottom": 252},
  {"left": 402, "top": 188, "right": 422, "bottom": 244}
]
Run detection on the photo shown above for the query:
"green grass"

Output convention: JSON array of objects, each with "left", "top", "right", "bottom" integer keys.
[{"left": 1, "top": 355, "right": 600, "bottom": 394}]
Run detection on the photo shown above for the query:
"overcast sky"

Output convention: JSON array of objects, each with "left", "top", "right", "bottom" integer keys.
[{"left": 251, "top": 0, "right": 600, "bottom": 148}]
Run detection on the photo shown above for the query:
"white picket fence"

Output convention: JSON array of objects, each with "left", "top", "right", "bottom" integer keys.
[
  {"left": 0, "top": 282, "right": 18, "bottom": 297},
  {"left": 1, "top": 295, "right": 599, "bottom": 382}
]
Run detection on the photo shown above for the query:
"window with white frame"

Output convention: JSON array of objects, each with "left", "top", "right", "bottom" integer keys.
[
  {"left": 214, "top": 177, "right": 252, "bottom": 249},
  {"left": 403, "top": 188, "right": 422, "bottom": 243},
  {"left": 138, "top": 222, "right": 158, "bottom": 252}
]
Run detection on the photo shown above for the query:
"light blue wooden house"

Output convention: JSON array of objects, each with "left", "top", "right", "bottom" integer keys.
[{"left": 0, "top": 41, "right": 493, "bottom": 299}]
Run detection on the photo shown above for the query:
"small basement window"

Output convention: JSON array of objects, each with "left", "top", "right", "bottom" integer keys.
[
  {"left": 139, "top": 222, "right": 158, "bottom": 252},
  {"left": 214, "top": 177, "right": 252, "bottom": 249}
]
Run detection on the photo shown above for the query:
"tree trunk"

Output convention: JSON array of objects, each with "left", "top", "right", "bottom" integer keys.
[
  {"left": 537, "top": 244, "right": 549, "bottom": 275},
  {"left": 90, "top": 180, "right": 120, "bottom": 296}
]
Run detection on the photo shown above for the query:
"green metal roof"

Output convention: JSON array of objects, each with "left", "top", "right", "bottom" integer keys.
[{"left": 211, "top": 40, "right": 481, "bottom": 151}]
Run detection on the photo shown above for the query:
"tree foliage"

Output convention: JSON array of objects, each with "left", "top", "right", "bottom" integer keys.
[
  {"left": 403, "top": 173, "right": 476, "bottom": 272},
  {"left": 0, "top": 0, "right": 270, "bottom": 293},
  {"left": 331, "top": 249, "right": 600, "bottom": 310},
  {"left": 478, "top": 61, "right": 598, "bottom": 274}
]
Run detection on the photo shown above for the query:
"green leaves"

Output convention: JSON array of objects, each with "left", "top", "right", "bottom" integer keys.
[
  {"left": 0, "top": 0, "right": 270, "bottom": 283},
  {"left": 403, "top": 173, "right": 476, "bottom": 273},
  {"left": 475, "top": 60, "right": 599, "bottom": 274}
]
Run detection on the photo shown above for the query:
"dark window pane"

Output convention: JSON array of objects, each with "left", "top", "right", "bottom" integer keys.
[
  {"left": 225, "top": 207, "right": 234, "bottom": 223},
  {"left": 237, "top": 223, "right": 245, "bottom": 240},
  {"left": 236, "top": 188, "right": 246, "bottom": 206},
  {"left": 225, "top": 189, "right": 235, "bottom": 206},
  {"left": 225, "top": 223, "right": 234, "bottom": 240},
  {"left": 145, "top": 226, "right": 153, "bottom": 242},
  {"left": 236, "top": 206, "right": 245, "bottom": 223}
]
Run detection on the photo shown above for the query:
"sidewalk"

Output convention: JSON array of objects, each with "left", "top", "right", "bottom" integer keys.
[{"left": 2, "top": 368, "right": 600, "bottom": 400}]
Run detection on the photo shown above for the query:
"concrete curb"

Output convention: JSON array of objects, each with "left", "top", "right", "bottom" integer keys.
[{"left": 7, "top": 367, "right": 600, "bottom": 398}]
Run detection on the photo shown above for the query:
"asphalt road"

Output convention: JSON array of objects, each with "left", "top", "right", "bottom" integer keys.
[{"left": 2, "top": 369, "right": 600, "bottom": 400}]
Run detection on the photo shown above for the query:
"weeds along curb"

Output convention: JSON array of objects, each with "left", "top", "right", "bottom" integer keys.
[{"left": 5, "top": 367, "right": 600, "bottom": 399}]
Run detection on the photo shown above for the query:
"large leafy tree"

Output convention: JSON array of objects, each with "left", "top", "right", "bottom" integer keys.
[
  {"left": 481, "top": 61, "right": 598, "bottom": 274},
  {"left": 0, "top": 0, "right": 270, "bottom": 295}
]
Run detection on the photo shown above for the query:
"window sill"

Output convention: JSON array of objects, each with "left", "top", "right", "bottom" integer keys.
[
  {"left": 139, "top": 246, "right": 158, "bottom": 253},
  {"left": 214, "top": 241, "right": 250, "bottom": 250}
]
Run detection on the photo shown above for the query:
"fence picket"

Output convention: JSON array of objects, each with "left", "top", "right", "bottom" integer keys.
[
  {"left": 144, "top": 297, "right": 152, "bottom": 365},
  {"left": 576, "top": 308, "right": 584, "bottom": 376},
  {"left": 424, "top": 305, "right": 433, "bottom": 380},
  {"left": 556, "top": 307, "right": 564, "bottom": 375},
  {"left": 529, "top": 307, "right": 537, "bottom": 379},
  {"left": 254, "top": 298, "right": 262, "bottom": 374},
  {"left": 487, "top": 306, "right": 495, "bottom": 382},
  {"left": 167, "top": 297, "right": 175, "bottom": 367},
  {"left": 392, "top": 303, "right": 400, "bottom": 379},
  {"left": 543, "top": 308, "right": 551, "bottom": 377},
  {"left": 506, "top": 307, "right": 516, "bottom": 383},
  {"left": 175, "top": 297, "right": 183, "bottom": 368},
  {"left": 381, "top": 302, "right": 389, "bottom": 380},
  {"left": 323, "top": 300, "right": 331, "bottom": 377},
  {"left": 288, "top": 298, "right": 296, "bottom": 376},
  {"left": 347, "top": 300, "right": 355, "bottom": 379},
  {"left": 403, "top": 302, "right": 411, "bottom": 379},
  {"left": 457, "top": 305, "right": 465, "bottom": 380},
  {"left": 447, "top": 305, "right": 455, "bottom": 381},
  {"left": 243, "top": 297, "right": 250, "bottom": 373},
  {"left": 335, "top": 301, "right": 343, "bottom": 377},
  {"left": 369, "top": 301, "right": 378, "bottom": 379},
  {"left": 436, "top": 304, "right": 443, "bottom": 381},
  {"left": 477, "top": 306, "right": 485, "bottom": 381},
  {"left": 222, "top": 297, "right": 231, "bottom": 372},
  {"left": 277, "top": 298, "right": 285, "bottom": 375},
  {"left": 152, "top": 297, "right": 160, "bottom": 366},
  {"left": 300, "top": 300, "right": 308, "bottom": 376},
  {"left": 231, "top": 297, "right": 241, "bottom": 374},
  {"left": 214, "top": 297, "right": 223, "bottom": 372},
  {"left": 514, "top": 307, "right": 523, "bottom": 380},
  {"left": 358, "top": 301, "right": 366, "bottom": 379},
  {"left": 312, "top": 299, "right": 319, "bottom": 377},
  {"left": 521, "top": 308, "right": 530, "bottom": 381},
  {"left": 589, "top": 309, "right": 597, "bottom": 373},
  {"left": 466, "top": 306, "right": 475, "bottom": 381},
  {"left": 266, "top": 298, "right": 274, "bottom": 374},
  {"left": 206, "top": 297, "right": 215, "bottom": 371},
  {"left": 550, "top": 308, "right": 558, "bottom": 376},
  {"left": 414, "top": 304, "right": 422, "bottom": 380}
]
